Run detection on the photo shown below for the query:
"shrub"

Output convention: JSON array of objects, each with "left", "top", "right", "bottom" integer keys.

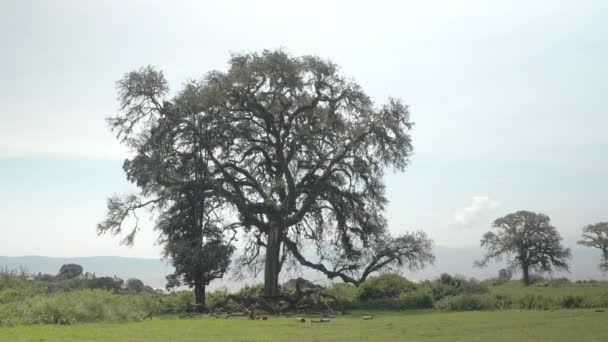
[
  {"left": 0, "top": 289, "right": 147, "bottom": 325},
  {"left": 86, "top": 277, "right": 122, "bottom": 293},
  {"left": 498, "top": 269, "right": 513, "bottom": 281},
  {"left": 329, "top": 283, "right": 359, "bottom": 311},
  {"left": 160, "top": 291, "right": 194, "bottom": 313},
  {"left": 434, "top": 294, "right": 509, "bottom": 311},
  {"left": 57, "top": 264, "right": 83, "bottom": 280},
  {"left": 235, "top": 284, "right": 264, "bottom": 298},
  {"left": 125, "top": 278, "right": 145, "bottom": 294},
  {"left": 397, "top": 290, "right": 434, "bottom": 309},
  {"left": 560, "top": 295, "right": 585, "bottom": 308},
  {"left": 429, "top": 274, "right": 488, "bottom": 300},
  {"left": 529, "top": 274, "right": 545, "bottom": 284},
  {"left": 207, "top": 288, "right": 235, "bottom": 311},
  {"left": 358, "top": 274, "right": 416, "bottom": 301},
  {"left": 518, "top": 294, "right": 554, "bottom": 310}
]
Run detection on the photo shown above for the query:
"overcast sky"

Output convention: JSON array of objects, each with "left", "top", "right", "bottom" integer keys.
[{"left": 1, "top": 0, "right": 607, "bottom": 268}]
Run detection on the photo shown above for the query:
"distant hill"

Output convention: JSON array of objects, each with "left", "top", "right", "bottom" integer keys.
[{"left": 1, "top": 246, "right": 605, "bottom": 290}]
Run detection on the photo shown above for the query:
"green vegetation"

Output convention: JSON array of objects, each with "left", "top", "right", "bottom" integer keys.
[
  {"left": 1, "top": 310, "right": 607, "bottom": 341},
  {"left": 3, "top": 270, "right": 608, "bottom": 327}
]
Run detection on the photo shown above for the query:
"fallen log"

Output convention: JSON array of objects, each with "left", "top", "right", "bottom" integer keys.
[{"left": 311, "top": 318, "right": 331, "bottom": 323}]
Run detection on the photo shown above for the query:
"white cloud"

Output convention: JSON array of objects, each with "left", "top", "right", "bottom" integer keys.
[{"left": 452, "top": 196, "right": 499, "bottom": 226}]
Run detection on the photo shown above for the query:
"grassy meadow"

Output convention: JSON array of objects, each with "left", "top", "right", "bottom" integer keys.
[{"left": 1, "top": 310, "right": 607, "bottom": 341}]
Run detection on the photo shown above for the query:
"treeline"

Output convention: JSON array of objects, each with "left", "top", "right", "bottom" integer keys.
[{"left": 5, "top": 264, "right": 154, "bottom": 295}]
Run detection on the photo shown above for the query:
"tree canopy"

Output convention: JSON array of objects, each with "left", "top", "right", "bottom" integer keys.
[
  {"left": 58, "top": 264, "right": 83, "bottom": 280},
  {"left": 578, "top": 222, "right": 608, "bottom": 272},
  {"left": 476, "top": 210, "right": 571, "bottom": 285},
  {"left": 99, "top": 49, "right": 434, "bottom": 298}
]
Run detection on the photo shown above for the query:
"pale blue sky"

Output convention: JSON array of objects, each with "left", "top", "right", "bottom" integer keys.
[{"left": 1, "top": 0, "right": 607, "bottom": 266}]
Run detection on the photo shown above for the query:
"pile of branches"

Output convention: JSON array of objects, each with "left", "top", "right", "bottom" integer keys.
[{"left": 208, "top": 278, "right": 338, "bottom": 319}]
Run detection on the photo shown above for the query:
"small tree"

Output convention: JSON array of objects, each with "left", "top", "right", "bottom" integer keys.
[
  {"left": 58, "top": 264, "right": 83, "bottom": 280},
  {"left": 160, "top": 197, "right": 235, "bottom": 309},
  {"left": 125, "top": 278, "right": 145, "bottom": 293},
  {"left": 498, "top": 268, "right": 513, "bottom": 281},
  {"left": 476, "top": 210, "right": 571, "bottom": 286},
  {"left": 578, "top": 222, "right": 608, "bottom": 272}
]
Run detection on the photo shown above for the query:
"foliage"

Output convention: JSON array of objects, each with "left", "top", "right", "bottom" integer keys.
[
  {"left": 328, "top": 283, "right": 359, "bottom": 311},
  {"left": 578, "top": 222, "right": 608, "bottom": 272},
  {"left": 427, "top": 273, "right": 488, "bottom": 301},
  {"left": 434, "top": 294, "right": 507, "bottom": 311},
  {"left": 397, "top": 290, "right": 434, "bottom": 309},
  {"left": 0, "top": 290, "right": 148, "bottom": 325},
  {"left": 477, "top": 211, "right": 572, "bottom": 285},
  {"left": 57, "top": 264, "right": 83, "bottom": 280},
  {"left": 125, "top": 278, "right": 145, "bottom": 293},
  {"left": 101, "top": 49, "right": 434, "bottom": 297},
  {"left": 498, "top": 268, "right": 513, "bottom": 281},
  {"left": 235, "top": 284, "right": 264, "bottom": 298},
  {"left": 358, "top": 274, "right": 416, "bottom": 300},
  {"left": 86, "top": 277, "right": 122, "bottom": 293},
  {"left": 159, "top": 291, "right": 195, "bottom": 314}
]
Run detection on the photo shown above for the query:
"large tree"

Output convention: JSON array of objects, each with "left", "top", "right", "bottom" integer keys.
[
  {"left": 578, "top": 222, "right": 608, "bottom": 272},
  {"left": 103, "top": 50, "right": 434, "bottom": 298},
  {"left": 476, "top": 210, "right": 571, "bottom": 285}
]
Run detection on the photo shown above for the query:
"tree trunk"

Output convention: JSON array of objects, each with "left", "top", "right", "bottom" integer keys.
[
  {"left": 522, "top": 266, "right": 530, "bottom": 286},
  {"left": 194, "top": 281, "right": 206, "bottom": 312},
  {"left": 263, "top": 222, "right": 281, "bottom": 297}
]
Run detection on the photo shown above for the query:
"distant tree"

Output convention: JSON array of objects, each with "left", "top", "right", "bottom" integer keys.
[
  {"left": 58, "top": 264, "right": 83, "bottom": 280},
  {"left": 101, "top": 49, "right": 435, "bottom": 298},
  {"left": 578, "top": 222, "right": 608, "bottom": 272},
  {"left": 86, "top": 277, "right": 122, "bottom": 292},
  {"left": 498, "top": 268, "right": 513, "bottom": 281},
  {"left": 476, "top": 211, "right": 571, "bottom": 286},
  {"left": 125, "top": 278, "right": 145, "bottom": 293}
]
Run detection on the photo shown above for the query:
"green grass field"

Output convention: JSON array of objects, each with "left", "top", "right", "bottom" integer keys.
[{"left": 1, "top": 310, "right": 607, "bottom": 341}]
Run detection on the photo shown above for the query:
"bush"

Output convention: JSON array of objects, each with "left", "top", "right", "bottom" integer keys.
[
  {"left": 86, "top": 277, "right": 122, "bottom": 293},
  {"left": 529, "top": 274, "right": 545, "bottom": 284},
  {"left": 434, "top": 294, "right": 510, "bottom": 311},
  {"left": 235, "top": 284, "right": 264, "bottom": 298},
  {"left": 429, "top": 274, "right": 488, "bottom": 300},
  {"left": 207, "top": 288, "right": 234, "bottom": 310},
  {"left": 498, "top": 269, "right": 513, "bottom": 281},
  {"left": 57, "top": 264, "right": 83, "bottom": 280},
  {"left": 0, "top": 289, "right": 147, "bottom": 325},
  {"left": 358, "top": 274, "right": 416, "bottom": 301},
  {"left": 328, "top": 283, "right": 358, "bottom": 311},
  {"left": 560, "top": 295, "right": 586, "bottom": 308},
  {"left": 518, "top": 294, "right": 554, "bottom": 310},
  {"left": 160, "top": 290, "right": 194, "bottom": 313},
  {"left": 397, "top": 290, "right": 434, "bottom": 309},
  {"left": 125, "top": 278, "right": 145, "bottom": 294}
]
